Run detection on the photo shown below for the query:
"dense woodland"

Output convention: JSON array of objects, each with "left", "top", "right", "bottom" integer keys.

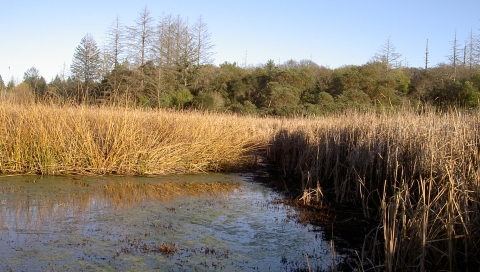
[{"left": 2, "top": 7, "right": 480, "bottom": 115}]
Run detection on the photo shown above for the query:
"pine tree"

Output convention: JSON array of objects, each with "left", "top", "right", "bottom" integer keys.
[
  {"left": 71, "top": 33, "right": 101, "bottom": 86},
  {"left": 71, "top": 33, "right": 101, "bottom": 102}
]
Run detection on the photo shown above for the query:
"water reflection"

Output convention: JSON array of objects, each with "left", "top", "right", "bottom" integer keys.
[{"left": 0, "top": 174, "right": 339, "bottom": 271}]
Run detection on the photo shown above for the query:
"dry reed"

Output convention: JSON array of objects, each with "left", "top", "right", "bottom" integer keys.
[
  {"left": 3, "top": 99, "right": 479, "bottom": 270},
  {"left": 0, "top": 102, "right": 275, "bottom": 175},
  {"left": 267, "top": 109, "right": 480, "bottom": 271}
]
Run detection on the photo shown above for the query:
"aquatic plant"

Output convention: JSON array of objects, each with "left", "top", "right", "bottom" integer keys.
[
  {"left": 267, "top": 108, "right": 480, "bottom": 271},
  {"left": 157, "top": 242, "right": 178, "bottom": 255}
]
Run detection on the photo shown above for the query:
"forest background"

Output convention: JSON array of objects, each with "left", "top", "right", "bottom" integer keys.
[{"left": 2, "top": 7, "right": 480, "bottom": 115}]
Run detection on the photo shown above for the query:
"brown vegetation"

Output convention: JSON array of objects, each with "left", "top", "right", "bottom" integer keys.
[
  {"left": 267, "top": 108, "right": 480, "bottom": 271},
  {"left": 1, "top": 99, "right": 479, "bottom": 270},
  {"left": 0, "top": 101, "right": 272, "bottom": 175}
]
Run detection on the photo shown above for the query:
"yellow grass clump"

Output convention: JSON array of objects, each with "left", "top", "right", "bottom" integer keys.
[{"left": 0, "top": 102, "right": 274, "bottom": 175}]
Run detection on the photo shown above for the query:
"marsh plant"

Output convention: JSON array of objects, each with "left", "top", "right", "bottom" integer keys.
[
  {"left": 0, "top": 102, "right": 271, "bottom": 175},
  {"left": 267, "top": 109, "right": 480, "bottom": 271}
]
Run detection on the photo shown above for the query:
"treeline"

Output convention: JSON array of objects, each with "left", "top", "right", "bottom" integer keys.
[{"left": 1, "top": 7, "right": 480, "bottom": 115}]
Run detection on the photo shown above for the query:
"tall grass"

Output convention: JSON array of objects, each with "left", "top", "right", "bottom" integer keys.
[
  {"left": 2, "top": 99, "right": 479, "bottom": 270},
  {"left": 267, "top": 109, "right": 480, "bottom": 271},
  {"left": 0, "top": 102, "right": 273, "bottom": 175}
]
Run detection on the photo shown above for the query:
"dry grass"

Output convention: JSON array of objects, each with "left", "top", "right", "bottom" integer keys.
[
  {"left": 267, "top": 109, "right": 480, "bottom": 271},
  {"left": 0, "top": 102, "right": 278, "bottom": 175},
  {"left": 2, "top": 100, "right": 479, "bottom": 270}
]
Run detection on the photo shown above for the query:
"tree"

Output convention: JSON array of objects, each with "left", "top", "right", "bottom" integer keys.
[
  {"left": 23, "top": 67, "right": 47, "bottom": 99},
  {"left": 7, "top": 77, "right": 15, "bottom": 90},
  {"left": 0, "top": 74, "right": 5, "bottom": 91},
  {"left": 106, "top": 16, "right": 125, "bottom": 67},
  {"left": 70, "top": 33, "right": 101, "bottom": 101},
  {"left": 374, "top": 37, "right": 402, "bottom": 76},
  {"left": 464, "top": 28, "right": 477, "bottom": 71},
  {"left": 191, "top": 16, "right": 215, "bottom": 66},
  {"left": 425, "top": 39, "right": 429, "bottom": 70},
  {"left": 127, "top": 6, "right": 155, "bottom": 68},
  {"left": 448, "top": 29, "right": 461, "bottom": 82}
]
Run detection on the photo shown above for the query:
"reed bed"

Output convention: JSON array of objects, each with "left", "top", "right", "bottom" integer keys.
[
  {"left": 2, "top": 100, "right": 479, "bottom": 270},
  {"left": 0, "top": 102, "right": 275, "bottom": 175},
  {"left": 267, "top": 109, "right": 480, "bottom": 271}
]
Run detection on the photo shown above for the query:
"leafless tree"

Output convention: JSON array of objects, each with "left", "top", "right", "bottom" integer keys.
[
  {"left": 374, "top": 37, "right": 402, "bottom": 76},
  {"left": 425, "top": 39, "right": 429, "bottom": 71},
  {"left": 448, "top": 29, "right": 461, "bottom": 82},
  {"left": 127, "top": 6, "right": 155, "bottom": 68},
  {"left": 191, "top": 16, "right": 215, "bottom": 66},
  {"left": 464, "top": 28, "right": 478, "bottom": 71},
  {"left": 106, "top": 16, "right": 125, "bottom": 68}
]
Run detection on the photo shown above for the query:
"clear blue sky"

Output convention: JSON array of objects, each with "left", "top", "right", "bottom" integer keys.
[{"left": 1, "top": 0, "right": 479, "bottom": 82}]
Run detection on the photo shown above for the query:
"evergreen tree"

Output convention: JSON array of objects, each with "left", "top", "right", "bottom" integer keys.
[
  {"left": 23, "top": 67, "right": 47, "bottom": 99},
  {"left": 70, "top": 33, "right": 101, "bottom": 102},
  {"left": 71, "top": 34, "right": 101, "bottom": 85}
]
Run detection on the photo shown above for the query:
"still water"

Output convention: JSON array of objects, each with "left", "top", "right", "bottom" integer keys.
[{"left": 0, "top": 173, "right": 337, "bottom": 271}]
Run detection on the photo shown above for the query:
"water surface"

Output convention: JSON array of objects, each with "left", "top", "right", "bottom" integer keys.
[{"left": 0, "top": 174, "right": 337, "bottom": 271}]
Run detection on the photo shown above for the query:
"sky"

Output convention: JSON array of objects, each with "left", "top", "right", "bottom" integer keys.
[{"left": 1, "top": 0, "right": 480, "bottom": 82}]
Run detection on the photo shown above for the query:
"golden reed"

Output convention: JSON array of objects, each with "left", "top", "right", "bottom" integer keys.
[
  {"left": 267, "top": 109, "right": 480, "bottom": 271},
  {"left": 0, "top": 102, "right": 272, "bottom": 175}
]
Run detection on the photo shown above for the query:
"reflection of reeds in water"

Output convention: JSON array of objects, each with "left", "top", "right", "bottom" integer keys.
[
  {"left": 99, "top": 181, "right": 239, "bottom": 209},
  {"left": 0, "top": 180, "right": 239, "bottom": 232}
]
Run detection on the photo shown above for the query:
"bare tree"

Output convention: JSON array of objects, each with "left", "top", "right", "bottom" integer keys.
[
  {"left": 155, "top": 15, "right": 194, "bottom": 85},
  {"left": 425, "top": 39, "right": 429, "bottom": 71},
  {"left": 127, "top": 6, "right": 155, "bottom": 67},
  {"left": 448, "top": 29, "right": 461, "bottom": 82},
  {"left": 465, "top": 28, "right": 477, "bottom": 71},
  {"left": 106, "top": 16, "right": 125, "bottom": 68},
  {"left": 191, "top": 16, "right": 215, "bottom": 66},
  {"left": 156, "top": 14, "right": 178, "bottom": 67},
  {"left": 374, "top": 37, "right": 402, "bottom": 76}
]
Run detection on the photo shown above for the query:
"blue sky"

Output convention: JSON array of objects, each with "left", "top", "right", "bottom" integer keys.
[{"left": 1, "top": 0, "right": 479, "bottom": 82}]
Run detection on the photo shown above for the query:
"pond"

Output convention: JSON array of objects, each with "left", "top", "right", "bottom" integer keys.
[{"left": 0, "top": 173, "right": 340, "bottom": 271}]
